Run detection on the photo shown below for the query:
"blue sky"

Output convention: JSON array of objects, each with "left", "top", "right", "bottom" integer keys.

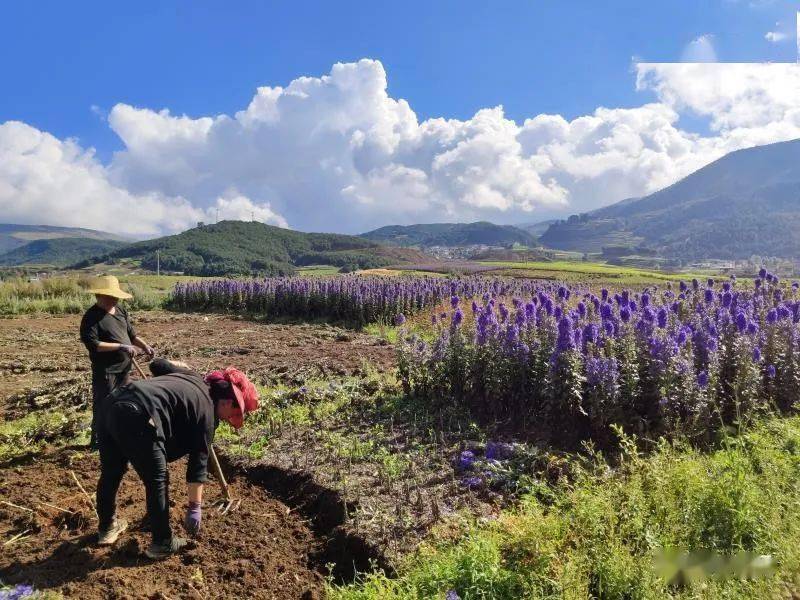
[
  {"left": 2, "top": 1, "right": 796, "bottom": 157},
  {"left": 0, "top": 1, "right": 798, "bottom": 234}
]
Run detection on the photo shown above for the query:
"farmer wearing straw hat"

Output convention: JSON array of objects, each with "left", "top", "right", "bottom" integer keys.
[{"left": 80, "top": 275, "right": 154, "bottom": 448}]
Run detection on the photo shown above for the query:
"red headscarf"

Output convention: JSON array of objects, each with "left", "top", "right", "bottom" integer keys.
[{"left": 204, "top": 367, "right": 259, "bottom": 420}]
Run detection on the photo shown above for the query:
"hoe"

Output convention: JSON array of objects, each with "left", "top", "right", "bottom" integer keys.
[{"left": 132, "top": 356, "right": 242, "bottom": 514}]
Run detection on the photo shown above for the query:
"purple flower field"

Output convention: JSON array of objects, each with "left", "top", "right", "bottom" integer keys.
[
  {"left": 169, "top": 275, "right": 582, "bottom": 327},
  {"left": 399, "top": 272, "right": 800, "bottom": 447}
]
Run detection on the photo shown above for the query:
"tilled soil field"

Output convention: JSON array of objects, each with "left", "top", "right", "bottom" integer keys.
[
  {"left": 0, "top": 312, "right": 398, "bottom": 598},
  {"left": 0, "top": 312, "right": 396, "bottom": 410},
  {"left": 0, "top": 450, "right": 324, "bottom": 599}
]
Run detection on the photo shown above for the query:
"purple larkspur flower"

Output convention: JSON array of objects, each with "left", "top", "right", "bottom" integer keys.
[
  {"left": 704, "top": 289, "right": 714, "bottom": 303},
  {"left": 747, "top": 321, "right": 759, "bottom": 336},
  {"left": 767, "top": 364, "right": 777, "bottom": 378},
  {"left": 452, "top": 308, "right": 464, "bottom": 327},
  {"left": 698, "top": 370, "right": 709, "bottom": 388},
  {"left": 578, "top": 301, "right": 587, "bottom": 318},
  {"left": 450, "top": 295, "right": 460, "bottom": 308},
  {"left": 583, "top": 322, "right": 599, "bottom": 345},
  {"left": 736, "top": 312, "right": 747, "bottom": 332},
  {"left": 753, "top": 346, "right": 762, "bottom": 362},
  {"left": 722, "top": 292, "right": 732, "bottom": 308},
  {"left": 462, "top": 475, "right": 483, "bottom": 489},
  {"left": 445, "top": 591, "right": 462, "bottom": 600},
  {"left": 0, "top": 585, "right": 34, "bottom": 600},
  {"left": 767, "top": 309, "right": 778, "bottom": 324},
  {"left": 485, "top": 441, "right": 515, "bottom": 460},
  {"left": 620, "top": 306, "right": 631, "bottom": 322},
  {"left": 603, "top": 320, "right": 615, "bottom": 336},
  {"left": 657, "top": 307, "right": 668, "bottom": 329},
  {"left": 455, "top": 450, "right": 476, "bottom": 471},
  {"left": 394, "top": 313, "right": 406, "bottom": 326}
]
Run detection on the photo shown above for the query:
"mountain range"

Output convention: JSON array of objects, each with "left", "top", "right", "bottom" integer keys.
[
  {"left": 538, "top": 138, "right": 800, "bottom": 260},
  {"left": 0, "top": 224, "right": 127, "bottom": 255}
]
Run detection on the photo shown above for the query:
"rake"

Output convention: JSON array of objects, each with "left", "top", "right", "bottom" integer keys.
[{"left": 131, "top": 356, "right": 242, "bottom": 514}]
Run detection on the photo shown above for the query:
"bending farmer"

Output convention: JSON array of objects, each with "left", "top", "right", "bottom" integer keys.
[
  {"left": 79, "top": 275, "right": 154, "bottom": 448},
  {"left": 94, "top": 357, "right": 258, "bottom": 559}
]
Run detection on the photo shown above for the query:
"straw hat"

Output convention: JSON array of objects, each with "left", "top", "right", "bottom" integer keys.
[{"left": 87, "top": 275, "right": 132, "bottom": 300}]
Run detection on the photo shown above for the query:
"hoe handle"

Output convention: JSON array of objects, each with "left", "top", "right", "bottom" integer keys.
[
  {"left": 208, "top": 445, "right": 232, "bottom": 500},
  {"left": 131, "top": 356, "right": 148, "bottom": 380}
]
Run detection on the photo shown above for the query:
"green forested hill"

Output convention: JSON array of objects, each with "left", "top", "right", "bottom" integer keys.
[
  {"left": 0, "top": 238, "right": 127, "bottom": 267},
  {"left": 361, "top": 221, "right": 537, "bottom": 247},
  {"left": 74, "top": 221, "right": 422, "bottom": 275}
]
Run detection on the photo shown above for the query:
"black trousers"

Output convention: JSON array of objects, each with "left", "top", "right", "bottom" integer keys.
[
  {"left": 90, "top": 369, "right": 131, "bottom": 449},
  {"left": 96, "top": 394, "right": 172, "bottom": 544}
]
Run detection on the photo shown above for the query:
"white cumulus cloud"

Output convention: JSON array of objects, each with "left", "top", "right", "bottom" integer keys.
[
  {"left": 0, "top": 58, "right": 799, "bottom": 235},
  {"left": 681, "top": 34, "right": 718, "bottom": 63}
]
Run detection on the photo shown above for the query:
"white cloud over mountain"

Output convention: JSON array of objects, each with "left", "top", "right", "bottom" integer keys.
[{"left": 1, "top": 59, "right": 798, "bottom": 236}]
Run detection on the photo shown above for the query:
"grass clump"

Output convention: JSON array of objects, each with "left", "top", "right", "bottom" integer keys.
[
  {"left": 330, "top": 416, "right": 800, "bottom": 599},
  {"left": 0, "top": 410, "right": 89, "bottom": 463}
]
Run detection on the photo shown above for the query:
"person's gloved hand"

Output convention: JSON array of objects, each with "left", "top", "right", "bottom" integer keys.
[
  {"left": 119, "top": 344, "right": 140, "bottom": 356},
  {"left": 184, "top": 501, "right": 202, "bottom": 535}
]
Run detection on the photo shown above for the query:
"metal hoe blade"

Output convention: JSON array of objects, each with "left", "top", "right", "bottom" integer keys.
[{"left": 212, "top": 496, "right": 241, "bottom": 514}]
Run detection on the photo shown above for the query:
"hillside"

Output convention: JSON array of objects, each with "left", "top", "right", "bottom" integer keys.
[
  {"left": 0, "top": 238, "right": 128, "bottom": 267},
  {"left": 0, "top": 224, "right": 128, "bottom": 254},
  {"left": 539, "top": 138, "right": 800, "bottom": 260},
  {"left": 361, "top": 221, "right": 537, "bottom": 247},
  {"left": 518, "top": 219, "right": 558, "bottom": 238},
  {"left": 74, "top": 220, "right": 424, "bottom": 276}
]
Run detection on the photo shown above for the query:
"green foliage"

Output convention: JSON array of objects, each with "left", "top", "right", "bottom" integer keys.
[
  {"left": 0, "top": 410, "right": 89, "bottom": 463},
  {"left": 332, "top": 416, "right": 800, "bottom": 599},
  {"left": 0, "top": 274, "right": 197, "bottom": 315}
]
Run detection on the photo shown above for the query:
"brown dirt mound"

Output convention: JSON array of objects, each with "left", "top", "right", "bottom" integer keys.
[{"left": 0, "top": 449, "right": 325, "bottom": 599}]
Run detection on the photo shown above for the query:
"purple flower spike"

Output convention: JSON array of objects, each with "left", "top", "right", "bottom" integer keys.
[
  {"left": 698, "top": 370, "right": 709, "bottom": 388},
  {"left": 767, "top": 364, "right": 777, "bottom": 378}
]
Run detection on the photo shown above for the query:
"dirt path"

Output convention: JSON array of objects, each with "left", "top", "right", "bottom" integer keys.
[{"left": 0, "top": 449, "right": 325, "bottom": 599}]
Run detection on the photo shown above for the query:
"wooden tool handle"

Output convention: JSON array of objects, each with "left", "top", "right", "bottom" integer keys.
[
  {"left": 131, "top": 356, "right": 148, "bottom": 379},
  {"left": 208, "top": 445, "right": 232, "bottom": 500}
]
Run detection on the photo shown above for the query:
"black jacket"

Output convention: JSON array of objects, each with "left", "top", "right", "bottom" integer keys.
[{"left": 105, "top": 358, "right": 217, "bottom": 483}]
